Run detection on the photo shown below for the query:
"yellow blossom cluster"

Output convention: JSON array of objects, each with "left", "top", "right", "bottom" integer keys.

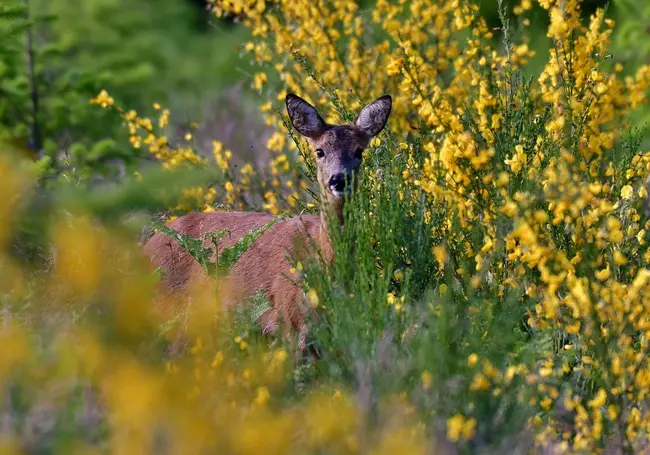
[
  {"left": 91, "top": 92, "right": 312, "bottom": 215},
  {"left": 206, "top": 0, "right": 650, "bottom": 451}
]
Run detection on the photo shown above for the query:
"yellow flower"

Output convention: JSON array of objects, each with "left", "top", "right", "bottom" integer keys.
[
  {"left": 470, "top": 372, "right": 490, "bottom": 391},
  {"left": 446, "top": 414, "right": 465, "bottom": 442},
  {"left": 533, "top": 210, "right": 549, "bottom": 223},
  {"left": 254, "top": 386, "right": 270, "bottom": 406},
  {"left": 433, "top": 246, "right": 447, "bottom": 268},
  {"left": 52, "top": 217, "right": 102, "bottom": 299},
  {"left": 621, "top": 185, "right": 634, "bottom": 199},
  {"left": 446, "top": 414, "right": 476, "bottom": 442},
  {"left": 421, "top": 370, "right": 432, "bottom": 390},
  {"left": 211, "top": 351, "right": 224, "bottom": 368},
  {"left": 253, "top": 72, "right": 267, "bottom": 90},
  {"left": 595, "top": 266, "right": 611, "bottom": 281},
  {"left": 588, "top": 389, "right": 607, "bottom": 409},
  {"left": 462, "top": 418, "right": 477, "bottom": 441},
  {"left": 90, "top": 89, "right": 114, "bottom": 108},
  {"left": 505, "top": 144, "right": 527, "bottom": 174},
  {"left": 306, "top": 288, "right": 320, "bottom": 308},
  {"left": 607, "top": 405, "right": 619, "bottom": 420},
  {"left": 613, "top": 250, "right": 627, "bottom": 265}
]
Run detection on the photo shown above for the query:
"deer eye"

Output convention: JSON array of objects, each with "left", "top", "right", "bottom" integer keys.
[{"left": 315, "top": 149, "right": 325, "bottom": 159}]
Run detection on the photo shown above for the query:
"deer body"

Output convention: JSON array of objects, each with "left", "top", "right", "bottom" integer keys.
[
  {"left": 144, "top": 211, "right": 328, "bottom": 334},
  {"left": 144, "top": 93, "right": 392, "bottom": 342}
]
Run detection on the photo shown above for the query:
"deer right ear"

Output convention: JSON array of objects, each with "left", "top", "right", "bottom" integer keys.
[
  {"left": 355, "top": 95, "right": 392, "bottom": 138},
  {"left": 286, "top": 94, "right": 328, "bottom": 139}
]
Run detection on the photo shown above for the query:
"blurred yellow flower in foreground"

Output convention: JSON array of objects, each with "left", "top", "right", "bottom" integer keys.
[
  {"left": 446, "top": 413, "right": 477, "bottom": 442},
  {"left": 52, "top": 216, "right": 103, "bottom": 299}
]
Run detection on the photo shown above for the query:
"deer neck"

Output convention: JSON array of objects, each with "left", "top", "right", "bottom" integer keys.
[{"left": 318, "top": 197, "right": 344, "bottom": 264}]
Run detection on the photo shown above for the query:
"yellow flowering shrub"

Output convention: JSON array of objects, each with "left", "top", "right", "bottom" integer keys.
[{"left": 205, "top": 0, "right": 650, "bottom": 452}]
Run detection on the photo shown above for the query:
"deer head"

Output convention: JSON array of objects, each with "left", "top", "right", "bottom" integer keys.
[{"left": 286, "top": 93, "right": 392, "bottom": 212}]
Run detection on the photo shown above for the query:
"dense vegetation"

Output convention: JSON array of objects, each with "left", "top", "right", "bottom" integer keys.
[{"left": 2, "top": 0, "right": 650, "bottom": 454}]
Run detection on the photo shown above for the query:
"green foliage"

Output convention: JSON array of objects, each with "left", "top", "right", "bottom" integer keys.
[
  {"left": 154, "top": 215, "right": 285, "bottom": 279},
  {"left": 0, "top": 0, "right": 251, "bottom": 185},
  {"left": 613, "top": 0, "right": 650, "bottom": 130},
  {"left": 613, "top": 0, "right": 650, "bottom": 64},
  {"left": 296, "top": 136, "right": 534, "bottom": 443},
  {"left": 8, "top": 163, "right": 220, "bottom": 269},
  {"left": 244, "top": 290, "right": 274, "bottom": 327}
]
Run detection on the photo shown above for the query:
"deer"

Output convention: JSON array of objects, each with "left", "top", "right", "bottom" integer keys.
[{"left": 144, "top": 93, "right": 392, "bottom": 353}]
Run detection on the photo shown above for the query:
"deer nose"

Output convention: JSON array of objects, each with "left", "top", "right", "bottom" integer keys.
[{"left": 329, "top": 174, "right": 347, "bottom": 193}]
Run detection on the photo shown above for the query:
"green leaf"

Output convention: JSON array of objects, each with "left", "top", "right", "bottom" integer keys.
[
  {"left": 154, "top": 214, "right": 287, "bottom": 278},
  {"left": 216, "top": 216, "right": 286, "bottom": 275}
]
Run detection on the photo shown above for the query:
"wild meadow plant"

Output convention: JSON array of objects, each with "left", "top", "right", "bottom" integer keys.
[{"left": 2, "top": 0, "right": 650, "bottom": 453}]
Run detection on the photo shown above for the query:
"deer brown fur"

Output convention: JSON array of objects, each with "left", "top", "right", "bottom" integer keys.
[{"left": 144, "top": 93, "right": 392, "bottom": 347}]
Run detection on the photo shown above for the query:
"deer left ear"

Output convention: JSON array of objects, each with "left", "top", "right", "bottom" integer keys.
[
  {"left": 354, "top": 95, "right": 392, "bottom": 138},
  {"left": 286, "top": 93, "right": 328, "bottom": 139}
]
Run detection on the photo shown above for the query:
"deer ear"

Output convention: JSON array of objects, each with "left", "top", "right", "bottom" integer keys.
[
  {"left": 286, "top": 94, "right": 328, "bottom": 139},
  {"left": 355, "top": 95, "right": 392, "bottom": 138}
]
